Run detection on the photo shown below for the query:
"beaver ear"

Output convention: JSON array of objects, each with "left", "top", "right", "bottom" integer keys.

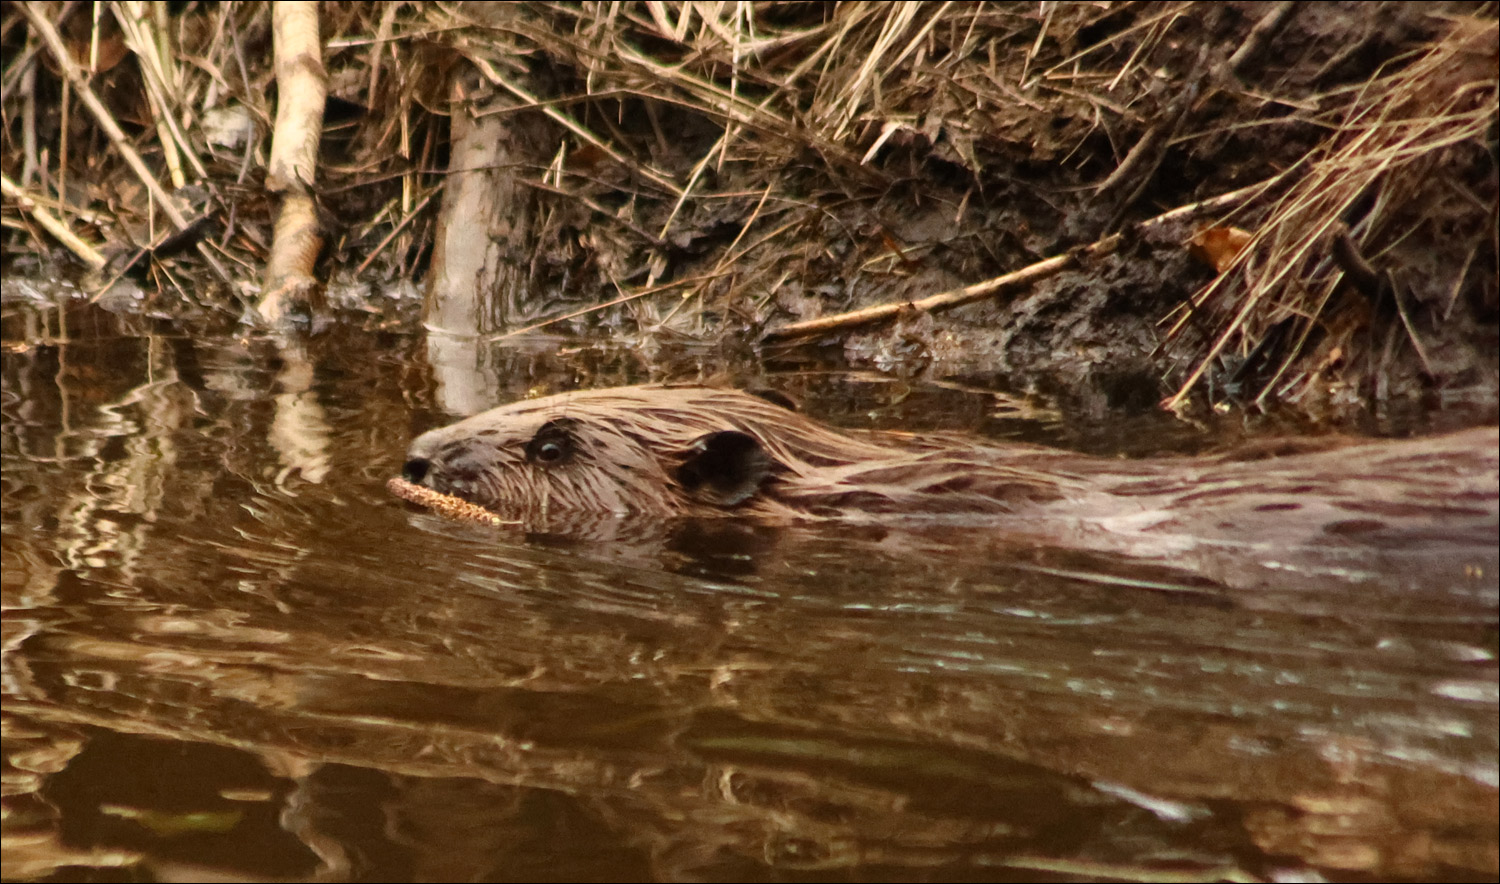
[{"left": 675, "top": 431, "right": 774, "bottom": 506}]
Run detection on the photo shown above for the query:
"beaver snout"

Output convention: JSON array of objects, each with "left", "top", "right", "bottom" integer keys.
[
  {"left": 398, "top": 429, "right": 506, "bottom": 511},
  {"left": 401, "top": 428, "right": 450, "bottom": 488}
]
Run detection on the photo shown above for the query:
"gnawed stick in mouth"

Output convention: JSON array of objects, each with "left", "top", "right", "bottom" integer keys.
[{"left": 387, "top": 476, "right": 521, "bottom": 527}]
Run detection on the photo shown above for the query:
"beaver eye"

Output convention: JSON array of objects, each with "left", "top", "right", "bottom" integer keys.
[{"left": 525, "top": 418, "right": 579, "bottom": 467}]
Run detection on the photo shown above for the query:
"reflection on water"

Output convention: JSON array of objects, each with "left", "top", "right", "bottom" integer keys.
[{"left": 3, "top": 295, "right": 1496, "bottom": 882}]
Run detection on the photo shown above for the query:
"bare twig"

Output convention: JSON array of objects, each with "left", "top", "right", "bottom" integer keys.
[
  {"left": 1329, "top": 223, "right": 1385, "bottom": 300},
  {"left": 469, "top": 54, "right": 684, "bottom": 198},
  {"left": 1227, "top": 1, "right": 1299, "bottom": 78},
  {"left": 1, "top": 173, "right": 108, "bottom": 269},
  {"left": 1163, "top": 18, "right": 1497, "bottom": 410},
  {"left": 114, "top": 0, "right": 210, "bottom": 183},
  {"left": 355, "top": 188, "right": 440, "bottom": 277},
  {"left": 483, "top": 274, "right": 725, "bottom": 341},
  {"left": 518, "top": 178, "right": 665, "bottom": 247}
]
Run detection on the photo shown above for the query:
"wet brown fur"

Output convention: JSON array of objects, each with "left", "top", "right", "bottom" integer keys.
[{"left": 398, "top": 385, "right": 1499, "bottom": 565}]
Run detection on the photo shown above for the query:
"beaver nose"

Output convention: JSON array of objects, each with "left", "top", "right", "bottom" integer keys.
[
  {"left": 403, "top": 457, "right": 430, "bottom": 484},
  {"left": 403, "top": 430, "right": 447, "bottom": 485}
]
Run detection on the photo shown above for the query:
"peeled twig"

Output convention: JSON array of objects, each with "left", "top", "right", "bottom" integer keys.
[
  {"left": 764, "top": 250, "right": 1084, "bottom": 344},
  {"left": 259, "top": 1, "right": 327, "bottom": 324},
  {"left": 1, "top": 173, "right": 108, "bottom": 270},
  {"left": 261, "top": 193, "right": 322, "bottom": 309},
  {"left": 265, "top": 2, "right": 326, "bottom": 195},
  {"left": 19, "top": 57, "right": 39, "bottom": 184},
  {"left": 762, "top": 180, "right": 1273, "bottom": 343}
]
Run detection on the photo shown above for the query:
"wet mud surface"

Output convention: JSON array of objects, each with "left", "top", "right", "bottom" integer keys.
[{"left": 3, "top": 291, "right": 1497, "bottom": 882}]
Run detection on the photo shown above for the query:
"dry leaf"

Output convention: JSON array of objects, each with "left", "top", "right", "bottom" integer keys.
[{"left": 1189, "top": 226, "right": 1253, "bottom": 272}]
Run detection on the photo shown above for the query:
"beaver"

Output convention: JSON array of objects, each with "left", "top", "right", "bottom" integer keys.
[{"left": 394, "top": 385, "right": 1498, "bottom": 588}]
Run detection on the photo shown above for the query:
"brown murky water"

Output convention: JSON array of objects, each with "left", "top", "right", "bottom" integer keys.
[{"left": 3, "top": 288, "right": 1496, "bottom": 882}]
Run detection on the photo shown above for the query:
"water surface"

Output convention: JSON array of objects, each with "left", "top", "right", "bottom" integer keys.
[{"left": 3, "top": 293, "right": 1496, "bottom": 882}]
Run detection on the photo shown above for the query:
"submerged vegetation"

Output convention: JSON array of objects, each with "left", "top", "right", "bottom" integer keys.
[{"left": 2, "top": 1, "right": 1496, "bottom": 421}]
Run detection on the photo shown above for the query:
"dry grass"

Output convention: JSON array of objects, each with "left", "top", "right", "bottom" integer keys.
[
  {"left": 1161, "top": 17, "right": 1499, "bottom": 411},
  {"left": 2, "top": 2, "right": 452, "bottom": 302},
  {"left": 0, "top": 2, "right": 1183, "bottom": 309},
  {"left": 3, "top": 2, "right": 1494, "bottom": 414}
]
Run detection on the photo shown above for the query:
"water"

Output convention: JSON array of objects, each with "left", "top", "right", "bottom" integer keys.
[{"left": 3, "top": 292, "right": 1496, "bottom": 882}]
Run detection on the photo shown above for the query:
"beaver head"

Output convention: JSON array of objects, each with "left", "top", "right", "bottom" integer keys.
[
  {"left": 397, "top": 385, "right": 1071, "bottom": 527},
  {"left": 400, "top": 386, "right": 888, "bottom": 522}
]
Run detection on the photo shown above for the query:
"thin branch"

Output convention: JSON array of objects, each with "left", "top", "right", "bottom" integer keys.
[
  {"left": 1, "top": 173, "right": 108, "bottom": 269},
  {"left": 762, "top": 179, "right": 1274, "bottom": 343}
]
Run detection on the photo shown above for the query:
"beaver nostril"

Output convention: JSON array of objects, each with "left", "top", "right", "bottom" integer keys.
[{"left": 403, "top": 458, "right": 430, "bottom": 484}]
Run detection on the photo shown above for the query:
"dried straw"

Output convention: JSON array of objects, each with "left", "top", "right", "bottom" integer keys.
[{"left": 1162, "top": 18, "right": 1498, "bottom": 409}]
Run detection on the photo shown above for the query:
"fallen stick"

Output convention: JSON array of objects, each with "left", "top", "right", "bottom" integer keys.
[
  {"left": 1, "top": 173, "right": 108, "bottom": 270},
  {"left": 761, "top": 179, "right": 1274, "bottom": 344}
]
